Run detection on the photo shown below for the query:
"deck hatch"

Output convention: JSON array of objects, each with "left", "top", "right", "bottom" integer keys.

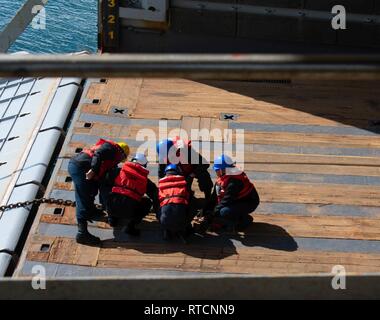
[
  {"left": 53, "top": 208, "right": 64, "bottom": 216},
  {"left": 40, "top": 244, "right": 50, "bottom": 253}
]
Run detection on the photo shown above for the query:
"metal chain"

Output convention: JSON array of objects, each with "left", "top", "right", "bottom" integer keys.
[{"left": 0, "top": 198, "right": 102, "bottom": 212}]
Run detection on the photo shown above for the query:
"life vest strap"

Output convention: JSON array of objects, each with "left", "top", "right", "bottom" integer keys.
[
  {"left": 164, "top": 195, "right": 188, "bottom": 200},
  {"left": 114, "top": 184, "right": 144, "bottom": 197}
]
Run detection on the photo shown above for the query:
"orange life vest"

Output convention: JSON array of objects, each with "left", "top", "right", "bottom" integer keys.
[
  {"left": 216, "top": 172, "right": 254, "bottom": 203},
  {"left": 83, "top": 139, "right": 124, "bottom": 180},
  {"left": 158, "top": 175, "right": 190, "bottom": 207},
  {"left": 112, "top": 162, "right": 149, "bottom": 202}
]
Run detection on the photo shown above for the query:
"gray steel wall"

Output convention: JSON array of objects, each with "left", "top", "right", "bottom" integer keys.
[
  {"left": 118, "top": 0, "right": 380, "bottom": 52},
  {"left": 171, "top": 0, "right": 380, "bottom": 47}
]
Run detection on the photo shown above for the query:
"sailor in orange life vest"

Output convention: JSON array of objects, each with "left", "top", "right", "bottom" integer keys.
[
  {"left": 204, "top": 154, "right": 260, "bottom": 231},
  {"left": 157, "top": 164, "right": 193, "bottom": 241},
  {"left": 106, "top": 154, "right": 159, "bottom": 237},
  {"left": 157, "top": 137, "right": 213, "bottom": 200},
  {"left": 68, "top": 139, "right": 129, "bottom": 245}
]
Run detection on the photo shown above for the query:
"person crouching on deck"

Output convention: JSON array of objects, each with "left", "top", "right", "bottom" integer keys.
[
  {"left": 156, "top": 137, "right": 213, "bottom": 201},
  {"left": 204, "top": 154, "right": 260, "bottom": 232},
  {"left": 68, "top": 139, "right": 130, "bottom": 245},
  {"left": 106, "top": 154, "right": 159, "bottom": 237},
  {"left": 157, "top": 164, "right": 193, "bottom": 242}
]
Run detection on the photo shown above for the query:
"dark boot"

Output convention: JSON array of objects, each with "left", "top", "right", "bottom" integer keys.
[
  {"left": 185, "top": 224, "right": 195, "bottom": 237},
  {"left": 76, "top": 220, "right": 101, "bottom": 246},
  {"left": 125, "top": 222, "right": 141, "bottom": 237},
  {"left": 236, "top": 215, "right": 254, "bottom": 231},
  {"left": 162, "top": 229, "right": 172, "bottom": 241},
  {"left": 178, "top": 231, "right": 189, "bottom": 244}
]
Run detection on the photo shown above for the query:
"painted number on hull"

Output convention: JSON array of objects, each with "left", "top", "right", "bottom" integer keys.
[
  {"left": 103, "top": 0, "right": 119, "bottom": 49},
  {"left": 108, "top": 15, "right": 116, "bottom": 24}
]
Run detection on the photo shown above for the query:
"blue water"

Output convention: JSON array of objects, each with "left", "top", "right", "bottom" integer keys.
[{"left": 0, "top": 0, "right": 98, "bottom": 53}]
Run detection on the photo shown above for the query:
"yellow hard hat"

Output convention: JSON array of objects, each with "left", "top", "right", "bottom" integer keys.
[{"left": 117, "top": 142, "right": 130, "bottom": 157}]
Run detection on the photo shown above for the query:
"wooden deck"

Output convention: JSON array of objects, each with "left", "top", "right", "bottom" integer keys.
[{"left": 16, "top": 78, "right": 380, "bottom": 277}]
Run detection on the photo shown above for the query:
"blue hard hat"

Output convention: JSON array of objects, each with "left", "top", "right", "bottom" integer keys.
[
  {"left": 131, "top": 153, "right": 148, "bottom": 167},
  {"left": 165, "top": 164, "right": 181, "bottom": 174},
  {"left": 213, "top": 154, "right": 234, "bottom": 171},
  {"left": 156, "top": 139, "right": 174, "bottom": 156}
]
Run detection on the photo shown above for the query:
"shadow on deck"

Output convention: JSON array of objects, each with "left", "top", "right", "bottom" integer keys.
[{"left": 198, "top": 80, "right": 380, "bottom": 133}]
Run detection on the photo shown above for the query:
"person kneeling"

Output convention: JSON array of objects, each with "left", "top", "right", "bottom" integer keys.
[
  {"left": 107, "top": 154, "right": 158, "bottom": 236},
  {"left": 157, "top": 164, "right": 192, "bottom": 242},
  {"left": 205, "top": 154, "right": 260, "bottom": 232}
]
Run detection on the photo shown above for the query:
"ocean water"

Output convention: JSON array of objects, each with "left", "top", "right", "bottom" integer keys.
[{"left": 0, "top": 0, "right": 98, "bottom": 53}]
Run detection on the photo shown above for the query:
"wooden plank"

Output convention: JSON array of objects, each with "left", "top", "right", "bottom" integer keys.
[
  {"left": 243, "top": 152, "right": 380, "bottom": 167},
  {"left": 39, "top": 204, "right": 380, "bottom": 241},
  {"left": 181, "top": 116, "right": 200, "bottom": 138},
  {"left": 25, "top": 235, "right": 56, "bottom": 263},
  {"left": 83, "top": 79, "right": 376, "bottom": 131},
  {"left": 101, "top": 242, "right": 224, "bottom": 257},
  {"left": 50, "top": 174, "right": 380, "bottom": 208},
  {"left": 255, "top": 181, "right": 380, "bottom": 207},
  {"left": 130, "top": 79, "right": 379, "bottom": 127},
  {"left": 242, "top": 163, "right": 380, "bottom": 177},
  {"left": 83, "top": 78, "right": 143, "bottom": 115},
  {"left": 180, "top": 117, "right": 230, "bottom": 142},
  {"left": 72, "top": 121, "right": 380, "bottom": 153},
  {"left": 240, "top": 131, "right": 380, "bottom": 149},
  {"left": 25, "top": 230, "right": 380, "bottom": 275},
  {"left": 199, "top": 117, "right": 211, "bottom": 131},
  {"left": 40, "top": 215, "right": 108, "bottom": 230},
  {"left": 48, "top": 238, "right": 75, "bottom": 265},
  {"left": 198, "top": 80, "right": 380, "bottom": 121},
  {"left": 41, "top": 210, "right": 77, "bottom": 226},
  {"left": 76, "top": 238, "right": 380, "bottom": 274},
  {"left": 74, "top": 243, "right": 100, "bottom": 267},
  {"left": 53, "top": 182, "right": 73, "bottom": 191},
  {"left": 210, "top": 118, "right": 229, "bottom": 142},
  {"left": 64, "top": 141, "right": 380, "bottom": 168},
  {"left": 75, "top": 121, "right": 124, "bottom": 138},
  {"left": 73, "top": 123, "right": 237, "bottom": 144},
  {"left": 217, "top": 260, "right": 380, "bottom": 274},
  {"left": 40, "top": 207, "right": 151, "bottom": 231},
  {"left": 250, "top": 214, "right": 380, "bottom": 241},
  {"left": 48, "top": 238, "right": 100, "bottom": 267},
  {"left": 218, "top": 249, "right": 380, "bottom": 274}
]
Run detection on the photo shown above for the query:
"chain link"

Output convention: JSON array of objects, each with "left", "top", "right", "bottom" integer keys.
[
  {"left": 0, "top": 197, "right": 104, "bottom": 212},
  {"left": 0, "top": 197, "right": 102, "bottom": 213}
]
